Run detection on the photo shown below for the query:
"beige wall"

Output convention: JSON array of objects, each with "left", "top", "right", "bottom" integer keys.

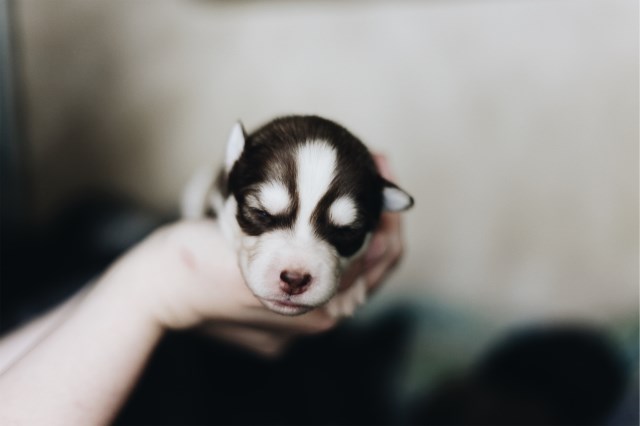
[{"left": 15, "top": 0, "right": 638, "bottom": 322}]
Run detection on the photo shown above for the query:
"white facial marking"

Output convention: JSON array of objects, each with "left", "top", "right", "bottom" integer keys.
[
  {"left": 329, "top": 196, "right": 358, "bottom": 227},
  {"left": 218, "top": 139, "right": 374, "bottom": 316},
  {"left": 258, "top": 181, "right": 290, "bottom": 215},
  {"left": 237, "top": 228, "right": 340, "bottom": 314},
  {"left": 296, "top": 141, "right": 337, "bottom": 238}
]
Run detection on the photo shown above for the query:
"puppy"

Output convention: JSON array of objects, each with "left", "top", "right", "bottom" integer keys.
[{"left": 182, "top": 115, "right": 413, "bottom": 317}]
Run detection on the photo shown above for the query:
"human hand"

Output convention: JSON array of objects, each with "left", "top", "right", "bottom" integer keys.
[
  {"left": 119, "top": 220, "right": 337, "bottom": 356},
  {"left": 121, "top": 154, "right": 407, "bottom": 356},
  {"left": 0, "top": 155, "right": 407, "bottom": 426}
]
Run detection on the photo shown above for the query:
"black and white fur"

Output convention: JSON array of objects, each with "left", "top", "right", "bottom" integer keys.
[{"left": 182, "top": 116, "right": 413, "bottom": 317}]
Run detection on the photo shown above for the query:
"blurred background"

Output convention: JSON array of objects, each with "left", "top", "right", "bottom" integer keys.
[{"left": 1, "top": 0, "right": 638, "bottom": 424}]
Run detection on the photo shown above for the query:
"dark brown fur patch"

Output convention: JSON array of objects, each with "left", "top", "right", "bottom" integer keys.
[{"left": 226, "top": 115, "right": 386, "bottom": 256}]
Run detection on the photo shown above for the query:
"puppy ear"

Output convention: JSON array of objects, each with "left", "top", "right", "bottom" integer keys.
[
  {"left": 225, "top": 121, "right": 246, "bottom": 172},
  {"left": 381, "top": 178, "right": 414, "bottom": 212}
]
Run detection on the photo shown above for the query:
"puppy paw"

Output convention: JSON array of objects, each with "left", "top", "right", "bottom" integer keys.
[{"left": 326, "top": 279, "right": 367, "bottom": 319}]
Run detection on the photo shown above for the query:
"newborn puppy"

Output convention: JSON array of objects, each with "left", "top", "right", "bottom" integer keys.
[{"left": 182, "top": 115, "right": 413, "bottom": 317}]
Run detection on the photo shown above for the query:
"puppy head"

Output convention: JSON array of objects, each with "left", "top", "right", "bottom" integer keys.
[{"left": 219, "top": 116, "right": 413, "bottom": 315}]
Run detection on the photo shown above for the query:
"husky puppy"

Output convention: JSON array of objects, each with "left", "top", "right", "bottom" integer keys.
[{"left": 182, "top": 116, "right": 413, "bottom": 316}]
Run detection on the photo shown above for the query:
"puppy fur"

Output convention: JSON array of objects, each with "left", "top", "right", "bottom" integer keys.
[{"left": 182, "top": 116, "right": 413, "bottom": 317}]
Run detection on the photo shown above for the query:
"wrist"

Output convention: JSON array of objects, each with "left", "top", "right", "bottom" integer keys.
[
  {"left": 112, "top": 221, "right": 241, "bottom": 331},
  {"left": 0, "top": 252, "right": 166, "bottom": 425},
  {"left": 94, "top": 244, "right": 169, "bottom": 335}
]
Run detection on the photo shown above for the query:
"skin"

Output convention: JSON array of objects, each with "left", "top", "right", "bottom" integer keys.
[{"left": 0, "top": 155, "right": 405, "bottom": 426}]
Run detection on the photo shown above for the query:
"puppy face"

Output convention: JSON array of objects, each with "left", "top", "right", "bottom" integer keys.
[{"left": 218, "top": 116, "right": 413, "bottom": 315}]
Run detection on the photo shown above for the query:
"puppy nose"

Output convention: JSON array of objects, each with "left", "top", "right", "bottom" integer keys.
[{"left": 279, "top": 270, "right": 312, "bottom": 295}]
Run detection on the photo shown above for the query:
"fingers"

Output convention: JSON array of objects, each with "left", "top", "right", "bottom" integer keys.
[
  {"left": 364, "top": 217, "right": 403, "bottom": 289},
  {"left": 372, "top": 153, "right": 396, "bottom": 181},
  {"left": 337, "top": 256, "right": 366, "bottom": 292},
  {"left": 334, "top": 153, "right": 407, "bottom": 297},
  {"left": 202, "top": 301, "right": 341, "bottom": 356},
  {"left": 363, "top": 153, "right": 405, "bottom": 292},
  {"left": 228, "top": 301, "right": 339, "bottom": 336},
  {"left": 200, "top": 323, "right": 293, "bottom": 358}
]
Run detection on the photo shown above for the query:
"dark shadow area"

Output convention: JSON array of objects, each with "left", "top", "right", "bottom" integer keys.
[
  {"left": 116, "top": 307, "right": 416, "bottom": 425},
  {"left": 1, "top": 2, "right": 636, "bottom": 423},
  {"left": 1, "top": 190, "right": 634, "bottom": 426},
  {"left": 0, "top": 195, "right": 171, "bottom": 333},
  {"left": 406, "top": 325, "right": 635, "bottom": 426}
]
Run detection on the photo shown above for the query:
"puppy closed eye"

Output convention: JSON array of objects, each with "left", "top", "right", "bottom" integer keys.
[
  {"left": 250, "top": 207, "right": 273, "bottom": 223},
  {"left": 329, "top": 222, "right": 369, "bottom": 257},
  {"left": 236, "top": 203, "right": 288, "bottom": 236},
  {"left": 334, "top": 222, "right": 365, "bottom": 238}
]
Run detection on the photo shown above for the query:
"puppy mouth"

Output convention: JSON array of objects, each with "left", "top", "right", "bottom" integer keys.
[{"left": 260, "top": 298, "right": 314, "bottom": 316}]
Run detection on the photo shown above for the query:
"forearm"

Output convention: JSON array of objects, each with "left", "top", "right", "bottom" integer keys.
[
  {"left": 0, "top": 218, "right": 365, "bottom": 424},
  {"left": 0, "top": 286, "right": 91, "bottom": 374},
  {"left": 0, "top": 252, "right": 164, "bottom": 426}
]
